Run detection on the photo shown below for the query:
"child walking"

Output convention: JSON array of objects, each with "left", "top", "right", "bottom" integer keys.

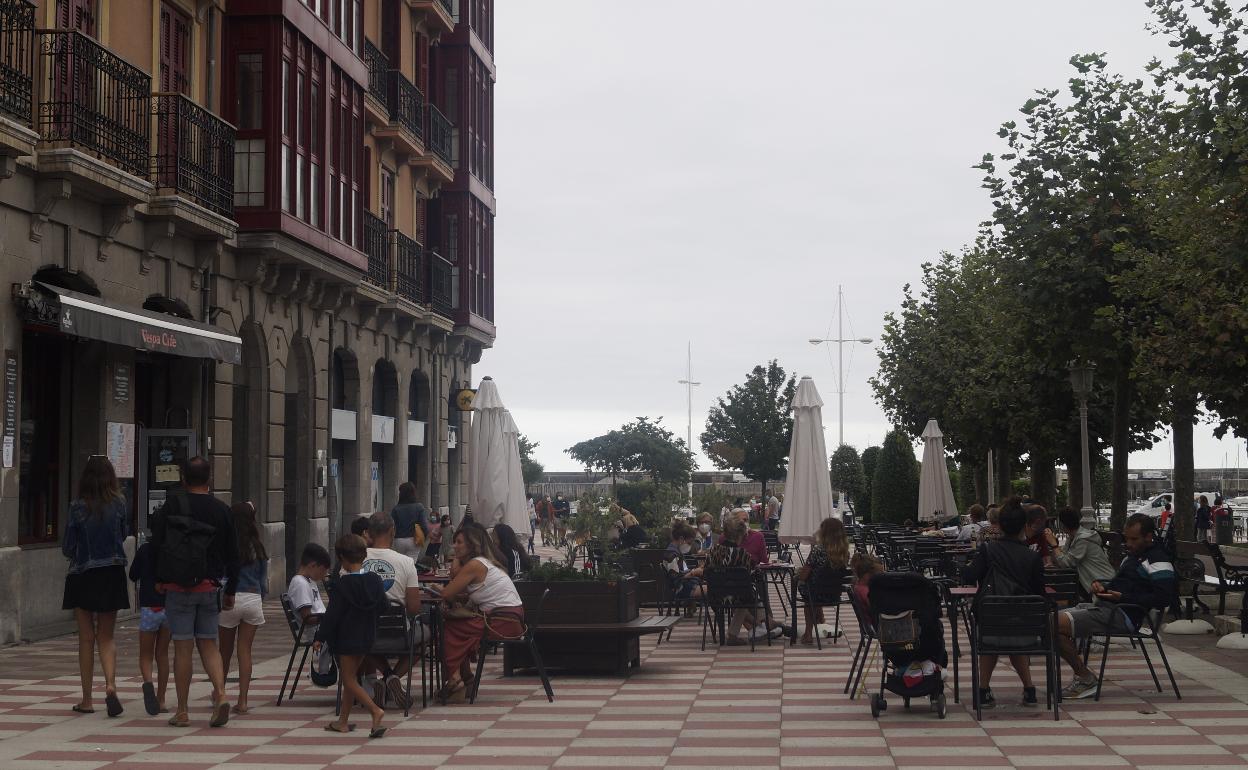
[
  {"left": 128, "top": 536, "right": 170, "bottom": 715},
  {"left": 314, "top": 534, "right": 388, "bottom": 737}
]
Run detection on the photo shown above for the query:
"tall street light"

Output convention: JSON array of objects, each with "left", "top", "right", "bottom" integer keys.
[
  {"left": 677, "top": 342, "right": 700, "bottom": 509},
  {"left": 809, "top": 285, "right": 873, "bottom": 448},
  {"left": 1069, "top": 361, "right": 1096, "bottom": 529}
]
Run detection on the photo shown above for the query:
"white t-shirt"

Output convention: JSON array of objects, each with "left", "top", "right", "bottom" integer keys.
[
  {"left": 287, "top": 574, "right": 325, "bottom": 615},
  {"left": 362, "top": 547, "right": 421, "bottom": 605},
  {"left": 466, "top": 557, "right": 522, "bottom": 613}
]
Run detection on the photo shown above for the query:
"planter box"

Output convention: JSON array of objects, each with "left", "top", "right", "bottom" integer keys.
[{"left": 508, "top": 574, "right": 640, "bottom": 675}]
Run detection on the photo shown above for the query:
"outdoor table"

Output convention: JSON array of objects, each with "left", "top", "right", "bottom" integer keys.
[
  {"left": 759, "top": 563, "right": 798, "bottom": 644},
  {"left": 419, "top": 573, "right": 453, "bottom": 585}
]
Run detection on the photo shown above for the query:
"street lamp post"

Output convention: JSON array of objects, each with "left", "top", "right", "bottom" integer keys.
[
  {"left": 809, "top": 285, "right": 873, "bottom": 448},
  {"left": 677, "top": 342, "right": 700, "bottom": 509},
  {"left": 1069, "top": 361, "right": 1096, "bottom": 529}
]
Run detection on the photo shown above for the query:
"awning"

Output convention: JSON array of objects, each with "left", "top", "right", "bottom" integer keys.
[{"left": 33, "top": 282, "right": 243, "bottom": 365}]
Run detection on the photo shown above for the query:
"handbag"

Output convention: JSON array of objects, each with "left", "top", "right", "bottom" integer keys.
[{"left": 442, "top": 602, "right": 480, "bottom": 620}]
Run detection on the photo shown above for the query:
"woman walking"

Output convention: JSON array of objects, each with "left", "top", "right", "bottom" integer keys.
[
  {"left": 62, "top": 456, "right": 130, "bottom": 716},
  {"left": 218, "top": 501, "right": 268, "bottom": 715}
]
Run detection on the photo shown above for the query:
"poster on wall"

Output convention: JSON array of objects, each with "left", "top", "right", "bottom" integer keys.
[
  {"left": 370, "top": 461, "right": 381, "bottom": 514},
  {"left": 106, "top": 422, "right": 135, "bottom": 478},
  {"left": 2, "top": 350, "right": 16, "bottom": 469}
]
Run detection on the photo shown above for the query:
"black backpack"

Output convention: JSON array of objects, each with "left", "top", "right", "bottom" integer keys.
[
  {"left": 153, "top": 492, "right": 217, "bottom": 587},
  {"left": 975, "top": 542, "right": 1026, "bottom": 603}
]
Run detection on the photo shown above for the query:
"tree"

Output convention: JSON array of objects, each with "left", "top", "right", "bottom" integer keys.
[
  {"left": 518, "top": 434, "right": 544, "bottom": 487},
  {"left": 701, "top": 361, "right": 797, "bottom": 499},
  {"left": 859, "top": 445, "right": 882, "bottom": 522},
  {"left": 565, "top": 417, "right": 694, "bottom": 491},
  {"left": 829, "top": 444, "right": 867, "bottom": 512},
  {"left": 871, "top": 430, "right": 920, "bottom": 525}
]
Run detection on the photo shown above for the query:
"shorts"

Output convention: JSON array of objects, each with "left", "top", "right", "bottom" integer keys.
[
  {"left": 1064, "top": 602, "right": 1136, "bottom": 638},
  {"left": 139, "top": 606, "right": 168, "bottom": 633},
  {"left": 165, "top": 588, "right": 221, "bottom": 641},
  {"left": 217, "top": 591, "right": 265, "bottom": 629}
]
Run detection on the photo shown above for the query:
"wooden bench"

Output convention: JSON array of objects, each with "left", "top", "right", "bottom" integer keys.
[
  {"left": 503, "top": 615, "right": 682, "bottom": 677},
  {"left": 1176, "top": 541, "right": 1248, "bottom": 617}
]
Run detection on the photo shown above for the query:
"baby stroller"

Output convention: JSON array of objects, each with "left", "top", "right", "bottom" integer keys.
[{"left": 867, "top": 571, "right": 948, "bottom": 719}]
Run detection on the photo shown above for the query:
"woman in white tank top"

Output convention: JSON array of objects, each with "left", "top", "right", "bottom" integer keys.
[{"left": 426, "top": 525, "right": 525, "bottom": 704}]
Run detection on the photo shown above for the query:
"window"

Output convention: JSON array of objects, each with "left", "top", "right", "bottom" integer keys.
[
  {"left": 380, "top": 165, "right": 395, "bottom": 227},
  {"left": 235, "top": 54, "right": 263, "bottom": 130},
  {"left": 234, "top": 138, "right": 265, "bottom": 207},
  {"left": 158, "top": 2, "right": 191, "bottom": 94},
  {"left": 18, "top": 334, "right": 63, "bottom": 544}
]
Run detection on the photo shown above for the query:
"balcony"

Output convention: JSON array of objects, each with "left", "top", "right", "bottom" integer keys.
[
  {"left": 428, "top": 249, "right": 453, "bottom": 318},
  {"left": 0, "top": 0, "right": 36, "bottom": 127},
  {"left": 406, "top": 0, "right": 456, "bottom": 34},
  {"left": 407, "top": 102, "right": 454, "bottom": 185},
  {"left": 363, "top": 39, "right": 388, "bottom": 125},
  {"left": 36, "top": 29, "right": 151, "bottom": 180},
  {"left": 394, "top": 231, "right": 424, "bottom": 305},
  {"left": 363, "top": 211, "right": 392, "bottom": 290},
  {"left": 153, "top": 93, "right": 234, "bottom": 219},
  {"left": 427, "top": 103, "right": 452, "bottom": 165}
]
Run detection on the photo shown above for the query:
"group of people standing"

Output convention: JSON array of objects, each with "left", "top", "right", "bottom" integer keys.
[{"left": 530, "top": 493, "right": 570, "bottom": 546}]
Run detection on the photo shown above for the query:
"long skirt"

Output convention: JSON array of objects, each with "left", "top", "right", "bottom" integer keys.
[{"left": 442, "top": 607, "right": 525, "bottom": 681}]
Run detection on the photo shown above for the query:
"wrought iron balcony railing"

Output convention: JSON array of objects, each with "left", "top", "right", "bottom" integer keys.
[
  {"left": 153, "top": 92, "right": 234, "bottom": 217},
  {"left": 37, "top": 29, "right": 151, "bottom": 178},
  {"left": 387, "top": 69, "right": 424, "bottom": 141},
  {"left": 428, "top": 250, "right": 453, "bottom": 317},
  {"left": 394, "top": 231, "right": 424, "bottom": 305},
  {"left": 427, "top": 103, "right": 452, "bottom": 166},
  {"left": 363, "top": 39, "right": 387, "bottom": 107},
  {"left": 0, "top": 0, "right": 35, "bottom": 126},
  {"left": 363, "top": 212, "right": 392, "bottom": 290}
]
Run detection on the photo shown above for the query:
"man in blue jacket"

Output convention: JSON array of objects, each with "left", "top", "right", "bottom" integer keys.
[{"left": 1055, "top": 513, "right": 1175, "bottom": 699}]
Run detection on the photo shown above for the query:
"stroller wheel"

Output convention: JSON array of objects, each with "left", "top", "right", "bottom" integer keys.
[
  {"left": 870, "top": 693, "right": 884, "bottom": 719},
  {"left": 934, "top": 692, "right": 947, "bottom": 719}
]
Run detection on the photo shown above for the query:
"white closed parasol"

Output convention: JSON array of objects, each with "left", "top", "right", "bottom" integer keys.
[
  {"left": 917, "top": 419, "right": 958, "bottom": 523},
  {"left": 779, "top": 377, "right": 837, "bottom": 543},
  {"left": 468, "top": 377, "right": 510, "bottom": 527}
]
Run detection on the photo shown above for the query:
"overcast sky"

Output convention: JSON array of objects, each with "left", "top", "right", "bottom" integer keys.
[{"left": 485, "top": 0, "right": 1248, "bottom": 476}]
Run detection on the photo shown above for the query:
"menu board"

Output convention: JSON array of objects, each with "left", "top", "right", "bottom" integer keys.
[{"left": 106, "top": 422, "right": 135, "bottom": 478}]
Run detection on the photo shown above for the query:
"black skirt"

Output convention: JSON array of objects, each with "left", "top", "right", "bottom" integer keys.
[{"left": 63, "top": 564, "right": 131, "bottom": 612}]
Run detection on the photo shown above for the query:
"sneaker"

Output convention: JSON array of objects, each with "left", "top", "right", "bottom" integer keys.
[
  {"left": 977, "top": 688, "right": 996, "bottom": 709},
  {"left": 749, "top": 626, "right": 769, "bottom": 640},
  {"left": 1020, "top": 686, "right": 1038, "bottom": 707},
  {"left": 767, "top": 625, "right": 786, "bottom": 640},
  {"left": 1061, "top": 676, "right": 1099, "bottom": 700},
  {"left": 369, "top": 677, "right": 387, "bottom": 708}
]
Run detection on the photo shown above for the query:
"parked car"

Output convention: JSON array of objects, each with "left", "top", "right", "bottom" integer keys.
[{"left": 1133, "top": 491, "right": 1220, "bottom": 517}]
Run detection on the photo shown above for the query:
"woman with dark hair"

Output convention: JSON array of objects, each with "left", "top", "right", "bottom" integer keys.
[
  {"left": 62, "top": 456, "right": 130, "bottom": 717},
  {"left": 491, "top": 524, "right": 531, "bottom": 578},
  {"left": 218, "top": 501, "right": 268, "bottom": 714},
  {"left": 797, "top": 517, "right": 850, "bottom": 645},
  {"left": 427, "top": 526, "right": 524, "bottom": 703},
  {"left": 391, "top": 482, "right": 428, "bottom": 559}
]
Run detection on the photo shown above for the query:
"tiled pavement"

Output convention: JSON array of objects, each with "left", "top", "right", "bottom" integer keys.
[{"left": 2, "top": 563, "right": 1248, "bottom": 767}]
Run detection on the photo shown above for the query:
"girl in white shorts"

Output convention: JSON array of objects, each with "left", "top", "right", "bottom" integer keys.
[{"left": 218, "top": 502, "right": 269, "bottom": 714}]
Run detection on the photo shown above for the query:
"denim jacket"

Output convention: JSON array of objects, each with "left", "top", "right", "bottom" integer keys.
[
  {"left": 62, "top": 499, "right": 128, "bottom": 574},
  {"left": 236, "top": 559, "right": 269, "bottom": 598}
]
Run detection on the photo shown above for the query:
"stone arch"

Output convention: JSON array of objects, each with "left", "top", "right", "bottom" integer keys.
[
  {"left": 372, "top": 359, "right": 399, "bottom": 511},
  {"left": 408, "top": 368, "right": 432, "bottom": 503},
  {"left": 231, "top": 321, "right": 268, "bottom": 515},
  {"left": 282, "top": 336, "right": 316, "bottom": 581},
  {"left": 330, "top": 348, "right": 361, "bottom": 529}
]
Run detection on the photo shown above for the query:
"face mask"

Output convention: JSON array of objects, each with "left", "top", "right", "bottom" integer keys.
[
  {"left": 678, "top": 543, "right": 692, "bottom": 554},
  {"left": 699, "top": 523, "right": 711, "bottom": 534}
]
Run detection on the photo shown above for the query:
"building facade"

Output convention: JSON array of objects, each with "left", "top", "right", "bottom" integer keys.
[{"left": 0, "top": 0, "right": 495, "bottom": 643}]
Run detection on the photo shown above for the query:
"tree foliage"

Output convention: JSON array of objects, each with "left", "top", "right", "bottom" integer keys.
[
  {"left": 700, "top": 361, "right": 797, "bottom": 496},
  {"left": 871, "top": 430, "right": 920, "bottom": 525},
  {"left": 566, "top": 417, "right": 694, "bottom": 488},
  {"left": 829, "top": 444, "right": 867, "bottom": 511},
  {"left": 859, "top": 445, "right": 882, "bottom": 522},
  {"left": 518, "top": 435, "right": 544, "bottom": 487}
]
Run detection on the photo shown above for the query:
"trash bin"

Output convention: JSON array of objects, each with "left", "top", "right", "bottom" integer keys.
[{"left": 1216, "top": 510, "right": 1235, "bottom": 545}]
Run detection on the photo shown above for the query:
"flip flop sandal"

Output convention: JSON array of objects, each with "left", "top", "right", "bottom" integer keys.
[
  {"left": 368, "top": 726, "right": 387, "bottom": 739},
  {"left": 323, "top": 723, "right": 357, "bottom": 733},
  {"left": 209, "top": 701, "right": 230, "bottom": 728},
  {"left": 168, "top": 714, "right": 191, "bottom": 727},
  {"left": 231, "top": 705, "right": 249, "bottom": 715},
  {"left": 105, "top": 692, "right": 123, "bottom": 718},
  {"left": 142, "top": 682, "right": 160, "bottom": 716},
  {"left": 71, "top": 704, "right": 95, "bottom": 714}
]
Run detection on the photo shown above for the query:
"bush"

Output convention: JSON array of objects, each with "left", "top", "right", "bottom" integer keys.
[
  {"left": 871, "top": 430, "right": 920, "bottom": 525},
  {"left": 614, "top": 481, "right": 684, "bottom": 535},
  {"left": 859, "top": 446, "right": 882, "bottom": 522}
]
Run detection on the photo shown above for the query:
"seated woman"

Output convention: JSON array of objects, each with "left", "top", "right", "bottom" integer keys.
[
  {"left": 797, "top": 517, "right": 850, "bottom": 645},
  {"left": 426, "top": 526, "right": 525, "bottom": 704},
  {"left": 617, "top": 511, "right": 648, "bottom": 549},
  {"left": 491, "top": 523, "right": 531, "bottom": 578},
  {"left": 694, "top": 512, "right": 715, "bottom": 552},
  {"left": 663, "top": 522, "right": 705, "bottom": 603},
  {"left": 703, "top": 518, "right": 783, "bottom": 643}
]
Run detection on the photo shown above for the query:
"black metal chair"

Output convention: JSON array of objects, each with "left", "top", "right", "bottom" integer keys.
[
  {"left": 470, "top": 589, "right": 554, "bottom": 704},
  {"left": 702, "top": 566, "right": 769, "bottom": 651},
  {"left": 1043, "top": 568, "right": 1082, "bottom": 608},
  {"left": 970, "top": 595, "right": 1061, "bottom": 721},
  {"left": 1082, "top": 603, "right": 1181, "bottom": 702},
  {"left": 844, "top": 587, "right": 877, "bottom": 699},
  {"left": 337, "top": 600, "right": 427, "bottom": 716},
  {"left": 276, "top": 593, "right": 316, "bottom": 705},
  {"left": 794, "top": 566, "right": 851, "bottom": 649},
  {"left": 762, "top": 529, "right": 790, "bottom": 562}
]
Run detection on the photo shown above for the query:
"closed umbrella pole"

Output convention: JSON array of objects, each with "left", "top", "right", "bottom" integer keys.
[
  {"left": 501, "top": 409, "right": 530, "bottom": 537},
  {"left": 778, "top": 377, "right": 837, "bottom": 543},
  {"left": 918, "top": 419, "right": 959, "bottom": 523},
  {"left": 468, "top": 377, "right": 510, "bottom": 527}
]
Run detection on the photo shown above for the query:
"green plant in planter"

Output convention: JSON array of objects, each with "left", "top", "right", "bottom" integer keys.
[{"left": 520, "top": 493, "right": 622, "bottom": 583}]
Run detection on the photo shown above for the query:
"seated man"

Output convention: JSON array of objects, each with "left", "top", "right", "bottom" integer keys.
[
  {"left": 957, "top": 505, "right": 986, "bottom": 542},
  {"left": 975, "top": 505, "right": 1003, "bottom": 547},
  {"left": 1055, "top": 513, "right": 1175, "bottom": 699},
  {"left": 1048, "top": 507, "right": 1114, "bottom": 597},
  {"left": 961, "top": 500, "right": 1045, "bottom": 708},
  {"left": 359, "top": 512, "right": 424, "bottom": 710},
  {"left": 663, "top": 522, "right": 704, "bottom": 603}
]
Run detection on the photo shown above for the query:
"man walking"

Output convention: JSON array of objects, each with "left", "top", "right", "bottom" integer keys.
[{"left": 151, "top": 457, "right": 240, "bottom": 728}]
